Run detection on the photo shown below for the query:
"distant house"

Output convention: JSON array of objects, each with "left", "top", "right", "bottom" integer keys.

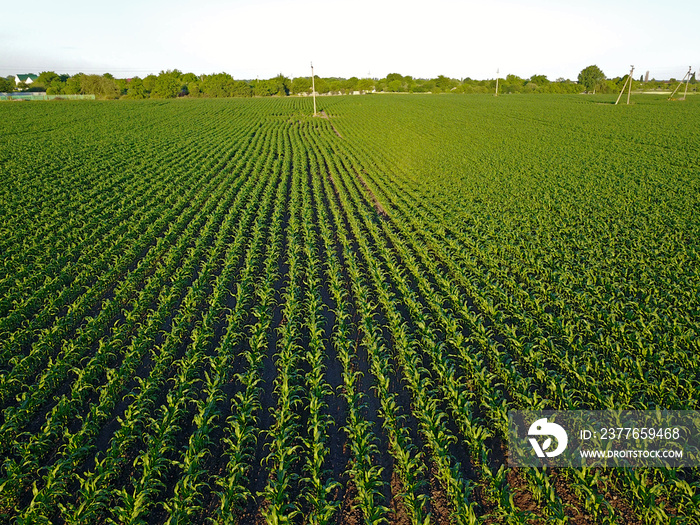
[{"left": 15, "top": 73, "right": 38, "bottom": 86}]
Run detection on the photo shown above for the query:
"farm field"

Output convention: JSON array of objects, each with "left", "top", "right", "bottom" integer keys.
[{"left": 0, "top": 94, "right": 699, "bottom": 524}]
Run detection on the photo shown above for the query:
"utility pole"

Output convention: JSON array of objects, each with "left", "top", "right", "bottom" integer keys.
[
  {"left": 627, "top": 65, "right": 634, "bottom": 105},
  {"left": 311, "top": 62, "right": 317, "bottom": 116},
  {"left": 495, "top": 68, "right": 499, "bottom": 97},
  {"left": 669, "top": 66, "right": 693, "bottom": 101},
  {"left": 615, "top": 65, "right": 634, "bottom": 105},
  {"left": 683, "top": 67, "right": 693, "bottom": 100}
]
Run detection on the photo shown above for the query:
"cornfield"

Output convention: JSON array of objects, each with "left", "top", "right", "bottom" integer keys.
[{"left": 0, "top": 94, "right": 698, "bottom": 524}]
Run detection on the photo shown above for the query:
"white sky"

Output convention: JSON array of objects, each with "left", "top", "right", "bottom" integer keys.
[{"left": 1, "top": 0, "right": 698, "bottom": 81}]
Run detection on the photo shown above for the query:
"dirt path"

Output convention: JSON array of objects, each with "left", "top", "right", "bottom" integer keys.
[
  {"left": 355, "top": 168, "right": 388, "bottom": 218},
  {"left": 317, "top": 110, "right": 343, "bottom": 138}
]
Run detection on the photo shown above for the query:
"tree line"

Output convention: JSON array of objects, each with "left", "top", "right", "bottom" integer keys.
[{"left": 2, "top": 66, "right": 694, "bottom": 99}]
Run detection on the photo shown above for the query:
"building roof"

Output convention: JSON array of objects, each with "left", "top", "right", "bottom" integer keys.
[{"left": 16, "top": 74, "right": 38, "bottom": 82}]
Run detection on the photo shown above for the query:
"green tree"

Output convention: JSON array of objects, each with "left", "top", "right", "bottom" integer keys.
[
  {"left": 328, "top": 79, "right": 343, "bottom": 93},
  {"left": 125, "top": 77, "right": 146, "bottom": 99},
  {"left": 252, "top": 79, "right": 275, "bottom": 97},
  {"left": 152, "top": 72, "right": 182, "bottom": 98},
  {"left": 188, "top": 81, "right": 201, "bottom": 97},
  {"left": 382, "top": 73, "right": 412, "bottom": 92},
  {"left": 314, "top": 77, "right": 329, "bottom": 94},
  {"left": 387, "top": 79, "right": 402, "bottom": 92},
  {"left": 143, "top": 74, "right": 157, "bottom": 94},
  {"left": 181, "top": 72, "right": 199, "bottom": 95},
  {"left": 64, "top": 74, "right": 82, "bottom": 94},
  {"left": 0, "top": 76, "right": 15, "bottom": 92},
  {"left": 116, "top": 78, "right": 129, "bottom": 96},
  {"left": 412, "top": 78, "right": 434, "bottom": 93},
  {"left": 343, "top": 76, "right": 359, "bottom": 93},
  {"left": 502, "top": 74, "right": 525, "bottom": 93},
  {"left": 35, "top": 71, "right": 66, "bottom": 94},
  {"left": 291, "top": 76, "right": 311, "bottom": 94},
  {"left": 201, "top": 73, "right": 235, "bottom": 97},
  {"left": 182, "top": 72, "right": 198, "bottom": 83},
  {"left": 434, "top": 75, "right": 456, "bottom": 92},
  {"left": 36, "top": 71, "right": 60, "bottom": 85},
  {"left": 357, "top": 78, "right": 374, "bottom": 93},
  {"left": 231, "top": 80, "right": 252, "bottom": 97},
  {"left": 79, "top": 74, "right": 119, "bottom": 97},
  {"left": 530, "top": 74, "right": 549, "bottom": 85},
  {"left": 46, "top": 84, "right": 63, "bottom": 95},
  {"left": 272, "top": 74, "right": 290, "bottom": 96},
  {"left": 578, "top": 65, "right": 605, "bottom": 93}
]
